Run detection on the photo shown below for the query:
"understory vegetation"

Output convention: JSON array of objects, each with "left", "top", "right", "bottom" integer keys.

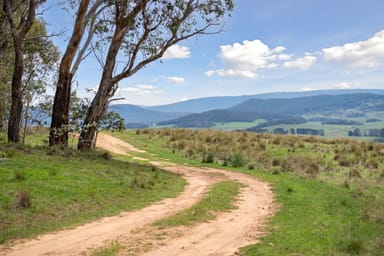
[
  {"left": 0, "top": 134, "right": 185, "bottom": 243},
  {"left": 122, "top": 128, "right": 384, "bottom": 255}
]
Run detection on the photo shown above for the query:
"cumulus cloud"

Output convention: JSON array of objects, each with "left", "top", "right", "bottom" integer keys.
[
  {"left": 206, "top": 40, "right": 289, "bottom": 79},
  {"left": 119, "top": 84, "right": 162, "bottom": 96},
  {"left": 219, "top": 40, "right": 285, "bottom": 70},
  {"left": 284, "top": 55, "right": 317, "bottom": 70},
  {"left": 205, "top": 69, "right": 256, "bottom": 78},
  {"left": 162, "top": 45, "right": 191, "bottom": 59},
  {"left": 167, "top": 76, "right": 185, "bottom": 84},
  {"left": 322, "top": 30, "right": 384, "bottom": 68}
]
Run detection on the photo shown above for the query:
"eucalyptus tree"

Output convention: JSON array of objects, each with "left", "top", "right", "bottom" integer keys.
[
  {"left": 2, "top": 0, "right": 45, "bottom": 143},
  {"left": 21, "top": 21, "right": 59, "bottom": 143},
  {"left": 77, "top": 0, "right": 233, "bottom": 150},
  {"left": 49, "top": 0, "right": 105, "bottom": 147}
]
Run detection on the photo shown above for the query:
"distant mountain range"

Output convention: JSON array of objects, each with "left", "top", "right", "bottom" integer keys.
[
  {"left": 109, "top": 89, "right": 384, "bottom": 127},
  {"left": 160, "top": 93, "right": 384, "bottom": 128}
]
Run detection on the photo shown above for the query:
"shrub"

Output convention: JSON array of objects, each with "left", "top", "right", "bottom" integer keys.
[
  {"left": 202, "top": 152, "right": 215, "bottom": 163},
  {"left": 13, "top": 170, "right": 26, "bottom": 181},
  {"left": 15, "top": 189, "right": 32, "bottom": 208},
  {"left": 231, "top": 152, "right": 245, "bottom": 167}
]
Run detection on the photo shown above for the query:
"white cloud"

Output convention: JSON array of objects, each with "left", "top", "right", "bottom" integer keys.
[
  {"left": 119, "top": 84, "right": 162, "bottom": 96},
  {"left": 136, "top": 84, "right": 157, "bottom": 90},
  {"left": 278, "top": 54, "right": 292, "bottom": 61},
  {"left": 322, "top": 30, "right": 384, "bottom": 68},
  {"left": 301, "top": 87, "right": 315, "bottom": 91},
  {"left": 167, "top": 76, "right": 185, "bottom": 84},
  {"left": 162, "top": 45, "right": 191, "bottom": 59},
  {"left": 333, "top": 82, "right": 360, "bottom": 89},
  {"left": 205, "top": 69, "right": 257, "bottom": 78},
  {"left": 206, "top": 40, "right": 290, "bottom": 79},
  {"left": 284, "top": 55, "right": 317, "bottom": 70},
  {"left": 219, "top": 40, "right": 285, "bottom": 70}
]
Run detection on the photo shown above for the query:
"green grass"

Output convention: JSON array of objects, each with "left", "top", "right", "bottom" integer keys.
[
  {"left": 155, "top": 180, "right": 242, "bottom": 227},
  {"left": 90, "top": 241, "right": 122, "bottom": 256},
  {"left": 240, "top": 171, "right": 383, "bottom": 255},
  {"left": 119, "top": 128, "right": 384, "bottom": 255},
  {"left": 0, "top": 143, "right": 185, "bottom": 244}
]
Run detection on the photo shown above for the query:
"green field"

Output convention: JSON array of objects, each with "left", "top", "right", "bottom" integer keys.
[
  {"left": 211, "top": 112, "right": 384, "bottom": 139},
  {"left": 2, "top": 128, "right": 384, "bottom": 255},
  {"left": 0, "top": 137, "right": 185, "bottom": 243},
  {"left": 123, "top": 128, "right": 384, "bottom": 255}
]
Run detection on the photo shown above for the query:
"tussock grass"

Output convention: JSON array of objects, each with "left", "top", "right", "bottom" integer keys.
[
  {"left": 90, "top": 241, "right": 122, "bottom": 256},
  {"left": 122, "top": 128, "right": 384, "bottom": 255}
]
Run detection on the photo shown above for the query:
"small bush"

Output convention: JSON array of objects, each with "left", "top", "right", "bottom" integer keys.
[
  {"left": 100, "top": 151, "right": 112, "bottom": 160},
  {"left": 247, "top": 163, "right": 255, "bottom": 170},
  {"left": 202, "top": 152, "right": 215, "bottom": 163},
  {"left": 349, "top": 168, "right": 362, "bottom": 179},
  {"left": 15, "top": 189, "right": 32, "bottom": 208},
  {"left": 231, "top": 152, "right": 245, "bottom": 167},
  {"left": 343, "top": 239, "right": 365, "bottom": 255},
  {"left": 13, "top": 170, "right": 26, "bottom": 181}
]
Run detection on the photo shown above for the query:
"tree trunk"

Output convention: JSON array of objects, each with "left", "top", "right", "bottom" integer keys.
[
  {"left": 22, "top": 94, "right": 31, "bottom": 144},
  {"left": 7, "top": 41, "right": 24, "bottom": 143},
  {"left": 49, "top": 0, "right": 90, "bottom": 147},
  {"left": 77, "top": 23, "right": 127, "bottom": 150},
  {"left": 49, "top": 72, "right": 72, "bottom": 146},
  {"left": 77, "top": 85, "right": 109, "bottom": 150}
]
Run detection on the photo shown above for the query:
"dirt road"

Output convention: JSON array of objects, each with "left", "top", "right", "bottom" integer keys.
[{"left": 1, "top": 133, "right": 276, "bottom": 255}]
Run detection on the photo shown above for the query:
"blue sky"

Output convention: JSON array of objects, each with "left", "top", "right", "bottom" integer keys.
[{"left": 46, "top": 0, "right": 384, "bottom": 106}]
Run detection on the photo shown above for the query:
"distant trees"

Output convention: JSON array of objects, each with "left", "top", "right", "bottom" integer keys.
[
  {"left": 2, "top": 0, "right": 45, "bottom": 143},
  {"left": 348, "top": 128, "right": 384, "bottom": 138}
]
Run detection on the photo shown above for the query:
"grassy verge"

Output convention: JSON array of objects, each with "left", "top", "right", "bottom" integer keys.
[
  {"left": 119, "top": 128, "right": 384, "bottom": 255},
  {"left": 0, "top": 143, "right": 185, "bottom": 244},
  {"left": 156, "top": 180, "right": 242, "bottom": 227}
]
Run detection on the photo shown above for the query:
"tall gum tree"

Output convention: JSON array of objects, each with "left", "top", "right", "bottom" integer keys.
[
  {"left": 49, "top": 0, "right": 104, "bottom": 147},
  {"left": 2, "top": 0, "right": 44, "bottom": 143},
  {"left": 78, "top": 0, "right": 234, "bottom": 150}
]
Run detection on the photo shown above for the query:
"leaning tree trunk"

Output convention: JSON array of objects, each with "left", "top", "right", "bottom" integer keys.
[
  {"left": 77, "top": 87, "right": 110, "bottom": 150},
  {"left": 8, "top": 41, "right": 24, "bottom": 143},
  {"left": 77, "top": 23, "right": 126, "bottom": 150}
]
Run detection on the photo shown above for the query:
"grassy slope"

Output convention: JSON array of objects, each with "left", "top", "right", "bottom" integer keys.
[
  {"left": 0, "top": 141, "right": 185, "bottom": 243},
  {"left": 117, "top": 129, "right": 384, "bottom": 255}
]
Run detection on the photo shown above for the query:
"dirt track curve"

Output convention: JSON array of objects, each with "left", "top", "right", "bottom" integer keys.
[{"left": 0, "top": 133, "right": 276, "bottom": 256}]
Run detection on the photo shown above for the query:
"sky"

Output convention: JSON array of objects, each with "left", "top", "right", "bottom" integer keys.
[{"left": 45, "top": 0, "right": 384, "bottom": 106}]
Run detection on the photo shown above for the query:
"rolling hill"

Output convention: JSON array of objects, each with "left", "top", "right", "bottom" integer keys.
[
  {"left": 146, "top": 89, "right": 384, "bottom": 113},
  {"left": 158, "top": 93, "right": 384, "bottom": 129},
  {"left": 108, "top": 104, "right": 186, "bottom": 126}
]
